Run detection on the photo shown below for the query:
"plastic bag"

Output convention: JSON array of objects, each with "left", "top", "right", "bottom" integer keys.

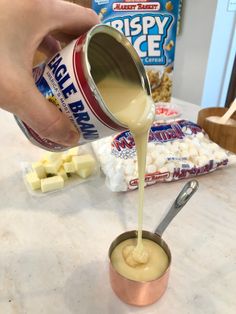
[
  {"left": 22, "top": 144, "right": 100, "bottom": 196},
  {"left": 92, "top": 120, "right": 236, "bottom": 192}
]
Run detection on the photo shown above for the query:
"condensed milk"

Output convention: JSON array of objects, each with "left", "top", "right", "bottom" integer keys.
[
  {"left": 96, "top": 75, "right": 158, "bottom": 274},
  {"left": 111, "top": 238, "right": 169, "bottom": 282},
  {"left": 97, "top": 75, "right": 155, "bottom": 265}
]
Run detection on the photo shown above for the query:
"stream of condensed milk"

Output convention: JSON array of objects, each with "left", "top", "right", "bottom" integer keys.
[{"left": 97, "top": 76, "right": 155, "bottom": 266}]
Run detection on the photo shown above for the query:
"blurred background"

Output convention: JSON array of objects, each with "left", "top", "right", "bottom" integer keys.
[{"left": 172, "top": 0, "right": 235, "bottom": 109}]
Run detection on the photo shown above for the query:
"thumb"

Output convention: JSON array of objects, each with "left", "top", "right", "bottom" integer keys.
[{"left": 11, "top": 73, "right": 80, "bottom": 147}]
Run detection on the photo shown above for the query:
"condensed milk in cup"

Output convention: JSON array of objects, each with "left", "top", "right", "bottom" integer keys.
[{"left": 108, "top": 180, "right": 199, "bottom": 306}]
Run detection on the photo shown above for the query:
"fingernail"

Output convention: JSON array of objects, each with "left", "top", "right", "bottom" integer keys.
[
  {"left": 64, "top": 130, "right": 79, "bottom": 146},
  {"left": 86, "top": 8, "right": 101, "bottom": 22}
]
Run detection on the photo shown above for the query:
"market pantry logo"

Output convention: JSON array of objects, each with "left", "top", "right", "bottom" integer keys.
[{"left": 113, "top": 2, "right": 161, "bottom": 11}]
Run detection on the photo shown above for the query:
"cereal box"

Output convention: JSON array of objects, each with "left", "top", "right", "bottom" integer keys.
[{"left": 92, "top": 0, "right": 180, "bottom": 102}]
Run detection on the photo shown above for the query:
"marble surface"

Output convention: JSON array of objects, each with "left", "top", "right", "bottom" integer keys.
[{"left": 0, "top": 100, "right": 236, "bottom": 314}]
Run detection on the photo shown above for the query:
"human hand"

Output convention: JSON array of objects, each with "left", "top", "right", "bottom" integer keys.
[{"left": 0, "top": 0, "right": 99, "bottom": 147}]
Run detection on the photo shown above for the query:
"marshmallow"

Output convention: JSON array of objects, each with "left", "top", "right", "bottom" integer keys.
[
  {"left": 154, "top": 154, "right": 166, "bottom": 169},
  {"left": 92, "top": 121, "right": 234, "bottom": 192},
  {"left": 214, "top": 151, "right": 228, "bottom": 161},
  {"left": 146, "top": 164, "right": 157, "bottom": 174},
  {"left": 146, "top": 155, "right": 153, "bottom": 165}
]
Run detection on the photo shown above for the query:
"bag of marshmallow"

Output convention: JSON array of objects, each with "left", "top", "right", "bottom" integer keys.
[{"left": 92, "top": 120, "right": 236, "bottom": 192}]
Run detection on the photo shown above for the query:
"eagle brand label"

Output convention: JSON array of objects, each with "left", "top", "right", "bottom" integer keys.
[{"left": 17, "top": 32, "right": 126, "bottom": 151}]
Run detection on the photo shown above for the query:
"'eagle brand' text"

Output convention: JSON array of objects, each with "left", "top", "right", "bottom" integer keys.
[{"left": 48, "top": 54, "right": 99, "bottom": 140}]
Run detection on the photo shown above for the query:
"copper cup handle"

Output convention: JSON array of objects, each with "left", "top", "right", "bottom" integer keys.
[{"left": 155, "top": 180, "right": 199, "bottom": 237}]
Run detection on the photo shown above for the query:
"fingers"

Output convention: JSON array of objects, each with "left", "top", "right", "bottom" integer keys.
[
  {"left": 1, "top": 1, "right": 99, "bottom": 148},
  {"left": 49, "top": 31, "right": 76, "bottom": 46},
  {"left": 37, "top": 3, "right": 100, "bottom": 62},
  {"left": 10, "top": 74, "right": 80, "bottom": 147},
  {"left": 38, "top": 35, "right": 61, "bottom": 58},
  {"left": 51, "top": 2, "right": 100, "bottom": 36}
]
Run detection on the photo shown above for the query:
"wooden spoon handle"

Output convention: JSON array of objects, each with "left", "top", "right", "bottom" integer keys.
[{"left": 219, "top": 98, "right": 236, "bottom": 124}]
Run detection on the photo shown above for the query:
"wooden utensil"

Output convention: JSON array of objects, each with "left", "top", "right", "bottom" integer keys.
[
  {"left": 197, "top": 106, "right": 236, "bottom": 153},
  {"left": 207, "top": 98, "right": 236, "bottom": 125},
  {"left": 219, "top": 98, "right": 236, "bottom": 124}
]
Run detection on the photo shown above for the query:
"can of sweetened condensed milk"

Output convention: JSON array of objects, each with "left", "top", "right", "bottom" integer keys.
[{"left": 15, "top": 24, "right": 151, "bottom": 151}]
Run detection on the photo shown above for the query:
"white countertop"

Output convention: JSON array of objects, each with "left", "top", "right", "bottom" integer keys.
[{"left": 0, "top": 100, "right": 235, "bottom": 314}]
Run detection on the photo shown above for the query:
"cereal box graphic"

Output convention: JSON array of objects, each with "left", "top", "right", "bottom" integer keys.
[{"left": 92, "top": 0, "right": 180, "bottom": 102}]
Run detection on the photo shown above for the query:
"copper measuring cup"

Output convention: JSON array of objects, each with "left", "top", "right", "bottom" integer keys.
[{"left": 108, "top": 180, "right": 199, "bottom": 306}]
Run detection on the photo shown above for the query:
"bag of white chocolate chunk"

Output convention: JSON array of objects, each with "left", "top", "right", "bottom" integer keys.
[
  {"left": 92, "top": 120, "right": 236, "bottom": 192},
  {"left": 92, "top": 0, "right": 180, "bottom": 103},
  {"left": 22, "top": 144, "right": 100, "bottom": 196}
]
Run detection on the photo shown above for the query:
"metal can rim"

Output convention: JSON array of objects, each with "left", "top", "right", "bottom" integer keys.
[{"left": 82, "top": 24, "right": 151, "bottom": 129}]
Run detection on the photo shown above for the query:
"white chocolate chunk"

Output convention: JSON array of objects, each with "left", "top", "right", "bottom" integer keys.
[
  {"left": 32, "top": 162, "right": 46, "bottom": 179},
  {"left": 77, "top": 167, "right": 93, "bottom": 179},
  {"left": 26, "top": 172, "right": 41, "bottom": 190},
  {"left": 41, "top": 176, "right": 64, "bottom": 193},
  {"left": 72, "top": 154, "right": 96, "bottom": 171},
  {"left": 42, "top": 152, "right": 63, "bottom": 162},
  {"left": 63, "top": 162, "right": 76, "bottom": 173},
  {"left": 62, "top": 146, "right": 79, "bottom": 162},
  {"left": 68, "top": 147, "right": 79, "bottom": 156},
  {"left": 57, "top": 166, "right": 68, "bottom": 181},
  {"left": 62, "top": 154, "right": 72, "bottom": 163},
  {"left": 44, "top": 159, "right": 62, "bottom": 174}
]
